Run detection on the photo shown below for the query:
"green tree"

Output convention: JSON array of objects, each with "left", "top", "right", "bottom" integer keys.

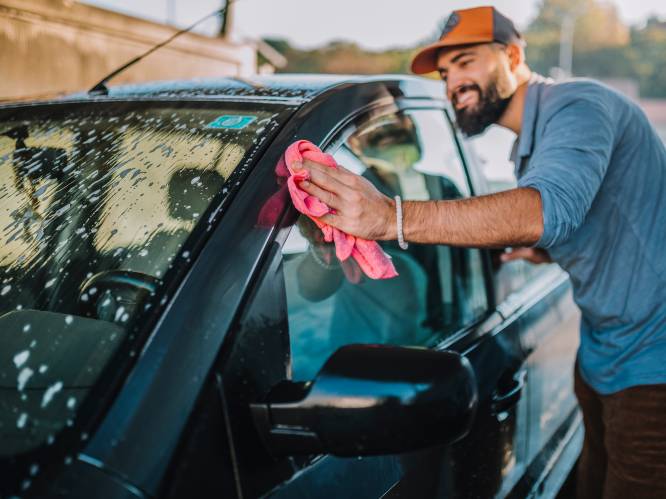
[
  {"left": 527, "top": 0, "right": 628, "bottom": 50},
  {"left": 264, "top": 3, "right": 666, "bottom": 98}
]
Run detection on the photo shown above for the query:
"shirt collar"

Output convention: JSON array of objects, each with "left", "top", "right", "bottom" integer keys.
[{"left": 510, "top": 73, "right": 548, "bottom": 163}]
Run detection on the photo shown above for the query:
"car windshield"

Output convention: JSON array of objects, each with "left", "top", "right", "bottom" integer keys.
[{"left": 0, "top": 100, "right": 289, "bottom": 472}]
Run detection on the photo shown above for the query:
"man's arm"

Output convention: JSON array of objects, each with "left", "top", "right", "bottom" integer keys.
[
  {"left": 295, "top": 159, "right": 544, "bottom": 248},
  {"left": 297, "top": 94, "right": 614, "bottom": 250},
  {"left": 403, "top": 187, "right": 543, "bottom": 247}
]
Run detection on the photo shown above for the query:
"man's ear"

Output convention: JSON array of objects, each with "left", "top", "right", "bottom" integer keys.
[{"left": 505, "top": 43, "right": 523, "bottom": 71}]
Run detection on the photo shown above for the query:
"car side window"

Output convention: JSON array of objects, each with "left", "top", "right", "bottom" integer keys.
[
  {"left": 468, "top": 126, "right": 555, "bottom": 302},
  {"left": 282, "top": 109, "right": 488, "bottom": 381}
]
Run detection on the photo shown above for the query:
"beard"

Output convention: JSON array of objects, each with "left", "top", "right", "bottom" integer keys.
[{"left": 452, "top": 76, "right": 513, "bottom": 137}]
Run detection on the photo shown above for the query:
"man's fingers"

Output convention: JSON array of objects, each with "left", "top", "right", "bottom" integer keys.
[
  {"left": 500, "top": 247, "right": 531, "bottom": 262},
  {"left": 299, "top": 159, "right": 334, "bottom": 175},
  {"left": 301, "top": 159, "right": 357, "bottom": 186},
  {"left": 333, "top": 162, "right": 357, "bottom": 178},
  {"left": 499, "top": 251, "right": 518, "bottom": 262},
  {"left": 300, "top": 178, "right": 343, "bottom": 210},
  {"left": 315, "top": 212, "right": 341, "bottom": 229},
  {"left": 500, "top": 247, "right": 551, "bottom": 264},
  {"left": 301, "top": 163, "right": 354, "bottom": 200}
]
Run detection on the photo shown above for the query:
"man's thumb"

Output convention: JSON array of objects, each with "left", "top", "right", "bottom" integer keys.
[{"left": 500, "top": 248, "right": 529, "bottom": 262}]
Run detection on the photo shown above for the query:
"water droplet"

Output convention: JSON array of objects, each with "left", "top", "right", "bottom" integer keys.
[
  {"left": 114, "top": 306, "right": 126, "bottom": 322},
  {"left": 38, "top": 364, "right": 48, "bottom": 374},
  {"left": 1, "top": 285, "right": 11, "bottom": 296},
  {"left": 67, "top": 397, "right": 77, "bottom": 409},
  {"left": 17, "top": 413, "right": 28, "bottom": 429},
  {"left": 17, "top": 367, "right": 34, "bottom": 391},
  {"left": 65, "top": 315, "right": 73, "bottom": 325},
  {"left": 44, "top": 278, "right": 56, "bottom": 289},
  {"left": 23, "top": 324, "right": 31, "bottom": 333},
  {"left": 41, "top": 381, "right": 63, "bottom": 408},
  {"left": 13, "top": 350, "right": 29, "bottom": 368}
]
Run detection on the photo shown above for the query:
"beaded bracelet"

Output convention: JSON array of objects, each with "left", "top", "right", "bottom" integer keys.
[
  {"left": 394, "top": 195, "right": 408, "bottom": 250},
  {"left": 308, "top": 244, "right": 337, "bottom": 269}
]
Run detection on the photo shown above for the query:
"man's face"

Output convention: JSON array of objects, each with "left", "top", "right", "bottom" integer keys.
[{"left": 436, "top": 43, "right": 516, "bottom": 137}]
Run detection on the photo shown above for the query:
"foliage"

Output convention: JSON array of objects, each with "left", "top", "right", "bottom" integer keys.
[
  {"left": 523, "top": 0, "right": 665, "bottom": 96},
  {"left": 265, "top": 0, "right": 666, "bottom": 98},
  {"left": 263, "top": 39, "right": 414, "bottom": 75}
]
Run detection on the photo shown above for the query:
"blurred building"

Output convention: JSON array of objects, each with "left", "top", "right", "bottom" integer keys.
[{"left": 0, "top": 0, "right": 257, "bottom": 101}]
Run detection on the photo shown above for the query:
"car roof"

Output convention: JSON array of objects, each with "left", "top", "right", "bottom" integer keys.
[
  {"left": 0, "top": 75, "right": 446, "bottom": 112},
  {"left": 88, "top": 74, "right": 446, "bottom": 104}
]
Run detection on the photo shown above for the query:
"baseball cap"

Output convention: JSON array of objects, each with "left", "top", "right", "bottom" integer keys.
[{"left": 411, "top": 6, "right": 523, "bottom": 74}]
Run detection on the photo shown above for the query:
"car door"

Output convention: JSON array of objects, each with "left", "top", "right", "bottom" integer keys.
[
  {"left": 218, "top": 103, "right": 537, "bottom": 498},
  {"left": 464, "top": 130, "right": 583, "bottom": 497}
]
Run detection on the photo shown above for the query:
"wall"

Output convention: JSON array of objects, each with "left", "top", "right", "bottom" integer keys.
[{"left": 1, "top": 0, "right": 256, "bottom": 101}]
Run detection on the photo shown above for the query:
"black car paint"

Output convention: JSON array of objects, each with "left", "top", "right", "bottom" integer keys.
[
  {"left": 250, "top": 345, "right": 478, "bottom": 456},
  {"left": 3, "top": 76, "right": 581, "bottom": 498}
]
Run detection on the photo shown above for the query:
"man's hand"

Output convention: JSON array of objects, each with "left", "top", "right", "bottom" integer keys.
[
  {"left": 295, "top": 159, "right": 396, "bottom": 240},
  {"left": 500, "top": 247, "right": 552, "bottom": 264}
]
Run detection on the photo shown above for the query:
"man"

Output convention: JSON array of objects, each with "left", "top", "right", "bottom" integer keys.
[{"left": 295, "top": 6, "right": 666, "bottom": 498}]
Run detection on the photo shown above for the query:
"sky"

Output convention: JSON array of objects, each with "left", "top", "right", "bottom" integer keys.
[{"left": 84, "top": 0, "right": 666, "bottom": 50}]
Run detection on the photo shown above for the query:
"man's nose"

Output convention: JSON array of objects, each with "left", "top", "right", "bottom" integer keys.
[{"left": 446, "top": 74, "right": 463, "bottom": 100}]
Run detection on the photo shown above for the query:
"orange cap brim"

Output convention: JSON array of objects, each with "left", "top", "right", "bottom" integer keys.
[{"left": 411, "top": 36, "right": 494, "bottom": 74}]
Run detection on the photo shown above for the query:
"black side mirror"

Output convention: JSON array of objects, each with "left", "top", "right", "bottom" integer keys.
[{"left": 250, "top": 344, "right": 477, "bottom": 457}]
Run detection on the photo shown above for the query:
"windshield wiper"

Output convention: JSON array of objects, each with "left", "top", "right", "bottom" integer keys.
[{"left": 88, "top": 0, "right": 236, "bottom": 96}]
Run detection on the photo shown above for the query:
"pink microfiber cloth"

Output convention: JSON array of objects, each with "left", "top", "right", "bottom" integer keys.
[{"left": 283, "top": 140, "right": 398, "bottom": 280}]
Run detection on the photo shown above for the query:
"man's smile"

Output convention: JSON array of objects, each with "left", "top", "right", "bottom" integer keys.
[{"left": 453, "top": 83, "right": 479, "bottom": 110}]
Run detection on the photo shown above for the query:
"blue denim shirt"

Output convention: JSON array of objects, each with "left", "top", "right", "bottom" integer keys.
[{"left": 511, "top": 74, "right": 666, "bottom": 394}]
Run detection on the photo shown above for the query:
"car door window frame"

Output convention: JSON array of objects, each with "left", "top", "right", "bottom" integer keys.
[
  {"left": 286, "top": 102, "right": 497, "bottom": 357},
  {"left": 455, "top": 127, "right": 569, "bottom": 314}
]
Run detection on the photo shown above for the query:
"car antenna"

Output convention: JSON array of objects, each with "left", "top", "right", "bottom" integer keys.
[{"left": 88, "top": 1, "right": 235, "bottom": 96}]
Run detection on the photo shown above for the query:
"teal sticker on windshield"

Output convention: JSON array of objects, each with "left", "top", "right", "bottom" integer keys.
[{"left": 206, "top": 115, "right": 257, "bottom": 130}]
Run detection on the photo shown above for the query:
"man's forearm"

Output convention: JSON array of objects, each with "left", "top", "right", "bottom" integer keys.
[{"left": 402, "top": 187, "right": 544, "bottom": 248}]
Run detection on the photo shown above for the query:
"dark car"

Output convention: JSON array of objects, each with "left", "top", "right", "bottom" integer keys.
[{"left": 0, "top": 75, "right": 581, "bottom": 498}]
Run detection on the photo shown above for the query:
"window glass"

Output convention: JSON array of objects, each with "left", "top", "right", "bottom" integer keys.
[
  {"left": 0, "top": 103, "right": 284, "bottom": 463},
  {"left": 468, "top": 126, "right": 556, "bottom": 302},
  {"left": 282, "top": 109, "right": 488, "bottom": 381},
  {"left": 469, "top": 125, "right": 518, "bottom": 193}
]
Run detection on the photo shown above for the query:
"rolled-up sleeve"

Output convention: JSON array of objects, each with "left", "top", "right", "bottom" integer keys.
[{"left": 518, "top": 98, "right": 615, "bottom": 248}]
